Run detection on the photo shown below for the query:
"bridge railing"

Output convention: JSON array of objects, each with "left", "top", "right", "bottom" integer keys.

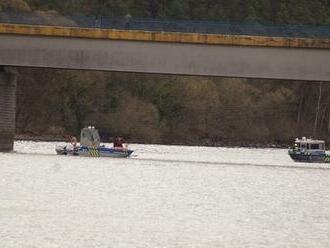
[{"left": 0, "top": 12, "right": 329, "bottom": 38}]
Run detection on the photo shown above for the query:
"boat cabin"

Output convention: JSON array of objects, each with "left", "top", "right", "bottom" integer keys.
[
  {"left": 294, "top": 137, "right": 325, "bottom": 152},
  {"left": 80, "top": 126, "right": 101, "bottom": 147}
]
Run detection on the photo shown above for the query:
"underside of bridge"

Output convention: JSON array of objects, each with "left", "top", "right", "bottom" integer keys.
[{"left": 0, "top": 67, "right": 17, "bottom": 152}]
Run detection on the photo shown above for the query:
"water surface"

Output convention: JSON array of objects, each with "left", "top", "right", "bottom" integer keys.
[{"left": 1, "top": 141, "right": 330, "bottom": 247}]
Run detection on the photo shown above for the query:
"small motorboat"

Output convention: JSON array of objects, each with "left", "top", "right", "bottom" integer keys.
[
  {"left": 288, "top": 137, "right": 330, "bottom": 163},
  {"left": 56, "top": 127, "right": 133, "bottom": 158}
]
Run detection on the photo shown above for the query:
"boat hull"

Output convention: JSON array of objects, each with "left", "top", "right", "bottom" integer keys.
[
  {"left": 56, "top": 145, "right": 133, "bottom": 158},
  {"left": 78, "top": 146, "right": 133, "bottom": 158},
  {"left": 55, "top": 145, "right": 79, "bottom": 156},
  {"left": 288, "top": 150, "right": 330, "bottom": 163},
  {"left": 289, "top": 153, "right": 325, "bottom": 163}
]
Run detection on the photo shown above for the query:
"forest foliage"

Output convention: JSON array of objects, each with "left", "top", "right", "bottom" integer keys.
[
  {"left": 2, "top": 0, "right": 330, "bottom": 145},
  {"left": 1, "top": 0, "right": 329, "bottom": 24}
]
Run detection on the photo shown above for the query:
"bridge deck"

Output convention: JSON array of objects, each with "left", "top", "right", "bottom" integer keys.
[{"left": 0, "top": 23, "right": 329, "bottom": 49}]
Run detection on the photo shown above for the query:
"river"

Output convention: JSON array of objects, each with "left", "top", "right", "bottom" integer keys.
[{"left": 1, "top": 141, "right": 330, "bottom": 247}]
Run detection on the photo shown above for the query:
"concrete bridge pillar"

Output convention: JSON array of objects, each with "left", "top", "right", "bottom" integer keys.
[{"left": 0, "top": 67, "right": 17, "bottom": 152}]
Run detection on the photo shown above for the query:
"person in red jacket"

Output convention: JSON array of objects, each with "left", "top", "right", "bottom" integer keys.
[{"left": 113, "top": 137, "right": 125, "bottom": 149}]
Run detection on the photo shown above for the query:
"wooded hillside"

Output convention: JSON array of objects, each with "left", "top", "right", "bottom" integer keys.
[{"left": 18, "top": 0, "right": 330, "bottom": 25}]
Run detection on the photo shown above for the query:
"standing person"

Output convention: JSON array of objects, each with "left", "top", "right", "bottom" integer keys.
[
  {"left": 95, "top": 14, "right": 103, "bottom": 28},
  {"left": 124, "top": 13, "right": 132, "bottom": 29}
]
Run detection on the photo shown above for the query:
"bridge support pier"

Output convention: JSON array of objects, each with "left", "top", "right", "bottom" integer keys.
[{"left": 0, "top": 67, "right": 17, "bottom": 152}]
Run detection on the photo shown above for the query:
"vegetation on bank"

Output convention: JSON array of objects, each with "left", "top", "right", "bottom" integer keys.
[
  {"left": 2, "top": 0, "right": 329, "bottom": 25},
  {"left": 1, "top": 0, "right": 330, "bottom": 146},
  {"left": 15, "top": 68, "right": 330, "bottom": 146}
]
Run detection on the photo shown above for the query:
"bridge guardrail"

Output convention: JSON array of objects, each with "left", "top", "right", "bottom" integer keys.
[{"left": 0, "top": 12, "right": 329, "bottom": 38}]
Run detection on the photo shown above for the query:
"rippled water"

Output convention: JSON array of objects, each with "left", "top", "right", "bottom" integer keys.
[{"left": 1, "top": 141, "right": 330, "bottom": 247}]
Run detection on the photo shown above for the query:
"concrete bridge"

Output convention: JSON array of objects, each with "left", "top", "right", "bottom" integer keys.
[{"left": 0, "top": 22, "right": 330, "bottom": 151}]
